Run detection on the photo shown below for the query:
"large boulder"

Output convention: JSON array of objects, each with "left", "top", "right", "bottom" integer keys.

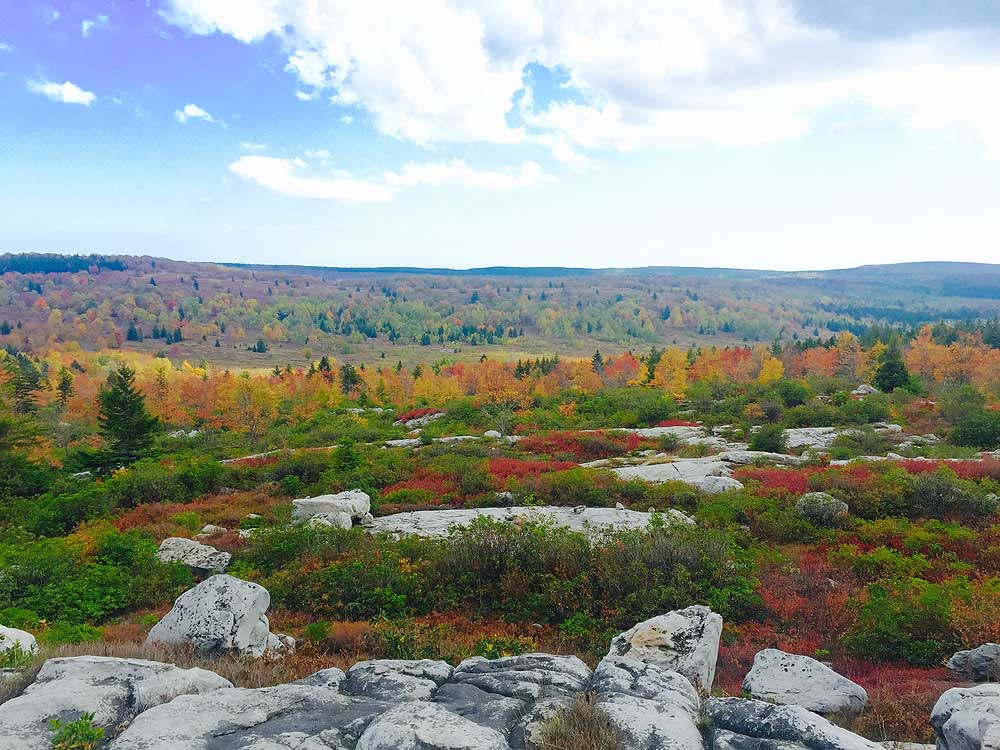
[
  {"left": 794, "top": 493, "right": 849, "bottom": 526},
  {"left": 357, "top": 700, "right": 509, "bottom": 750},
  {"left": 742, "top": 649, "right": 868, "bottom": 716},
  {"left": 367, "top": 505, "right": 693, "bottom": 540},
  {"left": 932, "top": 684, "right": 1000, "bottom": 750},
  {"left": 949, "top": 644, "right": 1000, "bottom": 683},
  {"left": 0, "top": 656, "right": 230, "bottom": 750},
  {"left": 145, "top": 574, "right": 278, "bottom": 657},
  {"left": 0, "top": 623, "right": 37, "bottom": 656},
  {"left": 344, "top": 659, "right": 453, "bottom": 702},
  {"left": 293, "top": 489, "right": 371, "bottom": 522},
  {"left": 592, "top": 655, "right": 704, "bottom": 750},
  {"left": 704, "top": 697, "right": 879, "bottom": 750},
  {"left": 108, "top": 683, "right": 390, "bottom": 749},
  {"left": 607, "top": 605, "right": 722, "bottom": 692},
  {"left": 156, "top": 537, "right": 231, "bottom": 573}
]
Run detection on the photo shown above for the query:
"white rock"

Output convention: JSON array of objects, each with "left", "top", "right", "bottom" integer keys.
[
  {"left": 932, "top": 684, "right": 1000, "bottom": 750},
  {"left": 198, "top": 524, "right": 227, "bottom": 535},
  {"left": 343, "top": 659, "right": 453, "bottom": 702},
  {"left": 0, "top": 624, "right": 37, "bottom": 656},
  {"left": 705, "top": 697, "right": 880, "bottom": 750},
  {"left": 948, "top": 644, "right": 1000, "bottom": 683},
  {"left": 593, "top": 655, "right": 704, "bottom": 750},
  {"left": 293, "top": 489, "right": 371, "bottom": 522},
  {"left": 607, "top": 605, "right": 723, "bottom": 692},
  {"left": 692, "top": 476, "right": 745, "bottom": 494},
  {"left": 0, "top": 656, "right": 230, "bottom": 750},
  {"left": 109, "top": 683, "right": 389, "bottom": 749},
  {"left": 483, "top": 430, "right": 502, "bottom": 438},
  {"left": 795, "top": 492, "right": 850, "bottom": 526},
  {"left": 357, "top": 701, "right": 509, "bottom": 750},
  {"left": 308, "top": 511, "right": 354, "bottom": 530},
  {"left": 145, "top": 574, "right": 277, "bottom": 657},
  {"left": 367, "top": 505, "right": 694, "bottom": 539},
  {"left": 742, "top": 649, "right": 868, "bottom": 716},
  {"left": 613, "top": 457, "right": 730, "bottom": 485},
  {"left": 156, "top": 537, "right": 231, "bottom": 573}
]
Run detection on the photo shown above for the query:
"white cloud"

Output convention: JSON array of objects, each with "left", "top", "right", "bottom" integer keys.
[
  {"left": 230, "top": 154, "right": 553, "bottom": 203},
  {"left": 164, "top": 0, "right": 1000, "bottom": 157},
  {"left": 240, "top": 141, "right": 267, "bottom": 151},
  {"left": 81, "top": 14, "right": 109, "bottom": 38},
  {"left": 295, "top": 90, "right": 314, "bottom": 102},
  {"left": 384, "top": 158, "right": 553, "bottom": 191},
  {"left": 340, "top": 115, "right": 354, "bottom": 125},
  {"left": 28, "top": 80, "right": 96, "bottom": 106},
  {"left": 174, "top": 103, "right": 218, "bottom": 124},
  {"left": 229, "top": 156, "right": 394, "bottom": 203},
  {"left": 0, "top": 42, "right": 12, "bottom": 53}
]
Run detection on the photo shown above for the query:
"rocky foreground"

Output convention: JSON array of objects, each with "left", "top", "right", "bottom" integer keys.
[{"left": 1, "top": 575, "right": 998, "bottom": 750}]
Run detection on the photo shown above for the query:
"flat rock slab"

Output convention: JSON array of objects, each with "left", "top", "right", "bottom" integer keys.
[
  {"left": 108, "top": 683, "right": 390, "bottom": 750},
  {"left": 156, "top": 537, "right": 231, "bottom": 573},
  {"left": 932, "top": 684, "right": 1000, "bottom": 750},
  {"left": 0, "top": 655, "right": 231, "bottom": 750},
  {"left": 367, "top": 506, "right": 694, "bottom": 539},
  {"left": 357, "top": 700, "right": 509, "bottom": 750},
  {"left": 705, "top": 697, "right": 880, "bottom": 750},
  {"left": 344, "top": 659, "right": 454, "bottom": 702}
]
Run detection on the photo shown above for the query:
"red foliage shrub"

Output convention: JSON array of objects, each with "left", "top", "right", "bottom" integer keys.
[
  {"left": 517, "top": 431, "right": 641, "bottom": 461},
  {"left": 227, "top": 455, "right": 281, "bottom": 468},
  {"left": 732, "top": 467, "right": 817, "bottom": 496},
  {"left": 655, "top": 419, "right": 701, "bottom": 427},
  {"left": 380, "top": 468, "right": 457, "bottom": 498},
  {"left": 487, "top": 457, "right": 577, "bottom": 483},
  {"left": 397, "top": 407, "right": 442, "bottom": 422}
]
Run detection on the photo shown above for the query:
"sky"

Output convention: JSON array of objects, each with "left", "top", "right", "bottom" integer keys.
[{"left": 1, "top": 1, "right": 999, "bottom": 271}]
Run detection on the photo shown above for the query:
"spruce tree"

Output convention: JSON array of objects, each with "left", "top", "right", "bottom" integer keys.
[{"left": 98, "top": 366, "right": 158, "bottom": 466}]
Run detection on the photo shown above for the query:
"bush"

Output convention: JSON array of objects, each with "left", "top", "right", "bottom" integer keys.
[
  {"left": 49, "top": 713, "right": 104, "bottom": 750},
  {"left": 842, "top": 577, "right": 967, "bottom": 666},
  {"left": 952, "top": 411, "right": 1000, "bottom": 450},
  {"left": 749, "top": 424, "right": 786, "bottom": 453}
]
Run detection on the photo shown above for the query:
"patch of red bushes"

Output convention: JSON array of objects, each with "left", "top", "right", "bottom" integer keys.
[
  {"left": 380, "top": 468, "right": 458, "bottom": 498},
  {"left": 655, "top": 419, "right": 701, "bottom": 427},
  {"left": 487, "top": 457, "right": 577, "bottom": 482},
  {"left": 517, "top": 430, "right": 642, "bottom": 461}
]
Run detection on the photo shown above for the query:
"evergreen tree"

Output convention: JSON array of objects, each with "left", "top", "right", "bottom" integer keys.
[
  {"left": 591, "top": 350, "right": 604, "bottom": 373},
  {"left": 97, "top": 366, "right": 159, "bottom": 466},
  {"left": 340, "top": 363, "right": 361, "bottom": 394},
  {"left": 873, "top": 344, "right": 912, "bottom": 393},
  {"left": 56, "top": 367, "right": 75, "bottom": 408}
]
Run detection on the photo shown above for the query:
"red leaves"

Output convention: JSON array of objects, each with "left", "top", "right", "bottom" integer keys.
[
  {"left": 518, "top": 430, "right": 641, "bottom": 461},
  {"left": 396, "top": 407, "right": 443, "bottom": 422},
  {"left": 655, "top": 419, "right": 701, "bottom": 427},
  {"left": 487, "top": 457, "right": 577, "bottom": 483}
]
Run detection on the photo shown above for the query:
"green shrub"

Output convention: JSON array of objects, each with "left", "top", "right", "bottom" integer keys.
[
  {"left": 39, "top": 622, "right": 103, "bottom": 645},
  {"left": 535, "top": 696, "right": 622, "bottom": 750},
  {"left": 49, "top": 713, "right": 104, "bottom": 750},
  {"left": 749, "top": 424, "right": 786, "bottom": 453}
]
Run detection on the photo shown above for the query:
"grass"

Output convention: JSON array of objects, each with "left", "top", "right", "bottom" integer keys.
[{"left": 535, "top": 694, "right": 623, "bottom": 750}]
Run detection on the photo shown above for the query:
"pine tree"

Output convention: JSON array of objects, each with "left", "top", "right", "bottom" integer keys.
[
  {"left": 873, "top": 344, "right": 911, "bottom": 393},
  {"left": 56, "top": 367, "right": 75, "bottom": 408},
  {"left": 98, "top": 366, "right": 159, "bottom": 466}
]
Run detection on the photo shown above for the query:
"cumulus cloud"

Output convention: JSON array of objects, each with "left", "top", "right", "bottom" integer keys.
[
  {"left": 240, "top": 141, "right": 267, "bottom": 151},
  {"left": 81, "top": 14, "right": 109, "bottom": 38},
  {"left": 0, "top": 42, "right": 12, "bottom": 52},
  {"left": 164, "top": 0, "right": 1000, "bottom": 157},
  {"left": 229, "top": 156, "right": 394, "bottom": 203},
  {"left": 174, "top": 103, "right": 218, "bottom": 124},
  {"left": 230, "top": 153, "right": 553, "bottom": 203},
  {"left": 28, "top": 80, "right": 96, "bottom": 105}
]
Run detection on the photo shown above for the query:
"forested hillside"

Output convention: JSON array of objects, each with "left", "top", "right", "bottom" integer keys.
[{"left": 1, "top": 254, "right": 998, "bottom": 368}]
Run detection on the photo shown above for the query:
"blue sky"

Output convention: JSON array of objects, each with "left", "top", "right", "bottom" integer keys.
[{"left": 1, "top": 1, "right": 999, "bottom": 270}]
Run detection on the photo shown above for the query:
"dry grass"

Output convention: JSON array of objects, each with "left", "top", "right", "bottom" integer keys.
[{"left": 534, "top": 694, "right": 623, "bottom": 750}]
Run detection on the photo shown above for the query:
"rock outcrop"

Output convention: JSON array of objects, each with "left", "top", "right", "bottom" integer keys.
[
  {"left": 0, "top": 655, "right": 230, "bottom": 750},
  {"left": 949, "top": 644, "right": 1000, "bottom": 683},
  {"left": 932, "top": 684, "right": 1000, "bottom": 750},
  {"left": 367, "top": 505, "right": 694, "bottom": 539},
  {"left": 0, "top": 623, "right": 37, "bottom": 656},
  {"left": 592, "top": 655, "right": 703, "bottom": 750},
  {"left": 704, "top": 697, "right": 879, "bottom": 750},
  {"left": 794, "top": 492, "right": 849, "bottom": 526},
  {"left": 156, "top": 537, "right": 231, "bottom": 572},
  {"left": 606, "top": 605, "right": 722, "bottom": 692},
  {"left": 742, "top": 649, "right": 868, "bottom": 716},
  {"left": 145, "top": 574, "right": 285, "bottom": 657},
  {"left": 293, "top": 489, "right": 372, "bottom": 523},
  {"left": 358, "top": 701, "right": 509, "bottom": 750}
]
